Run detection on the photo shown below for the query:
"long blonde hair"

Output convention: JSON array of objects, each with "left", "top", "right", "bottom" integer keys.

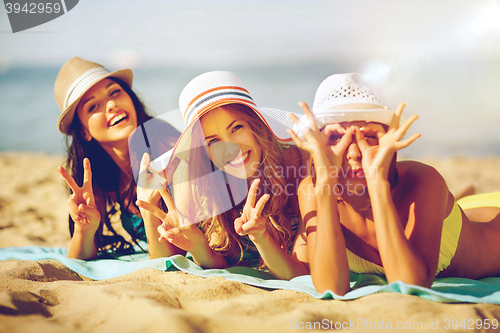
[{"left": 187, "top": 104, "right": 294, "bottom": 266}]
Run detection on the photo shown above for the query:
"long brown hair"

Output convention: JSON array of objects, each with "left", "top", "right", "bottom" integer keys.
[
  {"left": 187, "top": 104, "right": 294, "bottom": 266},
  {"left": 64, "top": 77, "right": 180, "bottom": 255}
]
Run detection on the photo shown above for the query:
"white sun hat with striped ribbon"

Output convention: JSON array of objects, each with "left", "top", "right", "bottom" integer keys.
[
  {"left": 149, "top": 71, "right": 299, "bottom": 174},
  {"left": 55, "top": 57, "right": 133, "bottom": 134}
]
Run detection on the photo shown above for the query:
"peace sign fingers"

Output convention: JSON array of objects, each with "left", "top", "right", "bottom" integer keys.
[
  {"left": 236, "top": 193, "right": 270, "bottom": 239},
  {"left": 136, "top": 199, "right": 168, "bottom": 221},
  {"left": 236, "top": 178, "right": 270, "bottom": 240},
  {"left": 57, "top": 165, "right": 81, "bottom": 195},
  {"left": 243, "top": 178, "right": 260, "bottom": 214},
  {"left": 82, "top": 158, "right": 96, "bottom": 206},
  {"left": 253, "top": 193, "right": 270, "bottom": 218},
  {"left": 158, "top": 188, "right": 176, "bottom": 214}
]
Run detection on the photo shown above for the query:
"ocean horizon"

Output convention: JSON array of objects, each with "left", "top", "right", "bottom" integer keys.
[{"left": 1, "top": 61, "right": 500, "bottom": 159}]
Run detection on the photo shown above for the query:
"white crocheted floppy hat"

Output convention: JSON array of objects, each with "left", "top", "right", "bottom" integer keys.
[{"left": 294, "top": 73, "right": 401, "bottom": 136}]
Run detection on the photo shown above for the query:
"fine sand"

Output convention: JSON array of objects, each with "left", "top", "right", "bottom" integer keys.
[{"left": 1, "top": 152, "right": 500, "bottom": 332}]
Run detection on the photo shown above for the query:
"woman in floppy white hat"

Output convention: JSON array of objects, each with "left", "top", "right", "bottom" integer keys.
[
  {"left": 290, "top": 73, "right": 500, "bottom": 295},
  {"left": 55, "top": 57, "right": 180, "bottom": 260},
  {"left": 137, "top": 71, "right": 309, "bottom": 278}
]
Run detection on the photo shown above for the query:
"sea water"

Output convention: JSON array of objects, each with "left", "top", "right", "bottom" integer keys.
[{"left": 1, "top": 62, "right": 499, "bottom": 158}]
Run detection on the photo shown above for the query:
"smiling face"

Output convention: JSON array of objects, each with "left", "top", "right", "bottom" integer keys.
[
  {"left": 76, "top": 78, "right": 137, "bottom": 146},
  {"left": 199, "top": 105, "right": 262, "bottom": 179}
]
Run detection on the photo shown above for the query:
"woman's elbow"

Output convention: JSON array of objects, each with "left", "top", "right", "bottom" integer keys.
[
  {"left": 312, "top": 277, "right": 350, "bottom": 296},
  {"left": 386, "top": 270, "right": 434, "bottom": 289}
]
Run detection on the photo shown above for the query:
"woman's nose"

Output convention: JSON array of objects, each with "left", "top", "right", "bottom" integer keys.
[
  {"left": 224, "top": 142, "right": 241, "bottom": 160},
  {"left": 346, "top": 139, "right": 361, "bottom": 161},
  {"left": 106, "top": 99, "right": 118, "bottom": 112}
]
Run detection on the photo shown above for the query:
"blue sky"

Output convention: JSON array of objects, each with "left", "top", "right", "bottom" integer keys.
[{"left": 1, "top": 0, "right": 499, "bottom": 72}]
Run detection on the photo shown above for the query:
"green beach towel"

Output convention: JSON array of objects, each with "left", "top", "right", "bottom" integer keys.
[{"left": 1, "top": 246, "right": 500, "bottom": 303}]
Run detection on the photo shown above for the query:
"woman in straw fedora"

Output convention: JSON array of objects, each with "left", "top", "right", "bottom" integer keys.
[
  {"left": 137, "top": 71, "right": 309, "bottom": 279},
  {"left": 55, "top": 57, "right": 180, "bottom": 260},
  {"left": 289, "top": 73, "right": 500, "bottom": 295}
]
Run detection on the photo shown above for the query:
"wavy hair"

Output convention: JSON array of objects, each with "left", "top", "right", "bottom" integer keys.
[
  {"left": 63, "top": 77, "right": 180, "bottom": 255},
  {"left": 186, "top": 104, "right": 295, "bottom": 267}
]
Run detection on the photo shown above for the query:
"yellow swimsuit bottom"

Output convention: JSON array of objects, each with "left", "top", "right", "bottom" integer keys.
[{"left": 346, "top": 192, "right": 500, "bottom": 276}]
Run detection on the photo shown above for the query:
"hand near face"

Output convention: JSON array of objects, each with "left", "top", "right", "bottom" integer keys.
[
  {"left": 234, "top": 179, "right": 270, "bottom": 243},
  {"left": 136, "top": 153, "right": 167, "bottom": 205},
  {"left": 136, "top": 188, "right": 206, "bottom": 253},
  {"left": 288, "top": 102, "right": 353, "bottom": 183},
  {"left": 355, "top": 103, "right": 421, "bottom": 181},
  {"left": 57, "top": 158, "right": 100, "bottom": 235}
]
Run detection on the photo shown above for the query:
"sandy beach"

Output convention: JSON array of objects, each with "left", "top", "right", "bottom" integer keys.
[{"left": 1, "top": 152, "right": 500, "bottom": 332}]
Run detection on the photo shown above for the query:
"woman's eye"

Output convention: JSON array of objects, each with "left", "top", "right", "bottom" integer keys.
[
  {"left": 232, "top": 124, "right": 243, "bottom": 132},
  {"left": 88, "top": 103, "right": 99, "bottom": 112},
  {"left": 208, "top": 138, "right": 219, "bottom": 146},
  {"left": 365, "top": 136, "right": 379, "bottom": 145},
  {"left": 110, "top": 89, "right": 121, "bottom": 96},
  {"left": 327, "top": 135, "right": 342, "bottom": 145}
]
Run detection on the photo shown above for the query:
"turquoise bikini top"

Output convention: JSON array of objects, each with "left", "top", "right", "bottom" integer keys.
[{"left": 121, "top": 210, "right": 147, "bottom": 243}]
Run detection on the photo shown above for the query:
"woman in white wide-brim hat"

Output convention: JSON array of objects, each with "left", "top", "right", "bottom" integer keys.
[
  {"left": 55, "top": 57, "right": 180, "bottom": 260},
  {"left": 290, "top": 73, "right": 500, "bottom": 295},
  {"left": 137, "top": 71, "right": 309, "bottom": 279}
]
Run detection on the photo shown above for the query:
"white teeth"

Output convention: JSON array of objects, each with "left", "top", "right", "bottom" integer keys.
[
  {"left": 110, "top": 113, "right": 126, "bottom": 126},
  {"left": 229, "top": 152, "right": 248, "bottom": 165}
]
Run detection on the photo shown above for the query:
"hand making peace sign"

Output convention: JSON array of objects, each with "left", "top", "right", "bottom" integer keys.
[
  {"left": 136, "top": 186, "right": 207, "bottom": 253},
  {"left": 234, "top": 178, "right": 270, "bottom": 243},
  {"left": 57, "top": 158, "right": 100, "bottom": 234}
]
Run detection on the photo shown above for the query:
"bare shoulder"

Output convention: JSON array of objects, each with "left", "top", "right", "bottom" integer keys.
[
  {"left": 397, "top": 160, "right": 445, "bottom": 184},
  {"left": 395, "top": 160, "right": 449, "bottom": 203},
  {"left": 283, "top": 145, "right": 309, "bottom": 169}
]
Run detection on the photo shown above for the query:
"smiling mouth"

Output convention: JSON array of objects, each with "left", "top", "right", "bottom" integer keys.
[
  {"left": 227, "top": 151, "right": 250, "bottom": 167},
  {"left": 108, "top": 112, "right": 128, "bottom": 127}
]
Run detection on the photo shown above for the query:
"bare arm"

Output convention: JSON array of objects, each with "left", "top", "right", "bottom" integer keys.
[
  {"left": 58, "top": 158, "right": 99, "bottom": 260},
  {"left": 296, "top": 176, "right": 350, "bottom": 295},
  {"left": 137, "top": 188, "right": 228, "bottom": 269},
  {"left": 136, "top": 153, "right": 184, "bottom": 259},
  {"left": 234, "top": 179, "right": 309, "bottom": 279},
  {"left": 356, "top": 103, "right": 442, "bottom": 287},
  {"left": 287, "top": 102, "right": 352, "bottom": 295},
  {"left": 367, "top": 163, "right": 447, "bottom": 287}
]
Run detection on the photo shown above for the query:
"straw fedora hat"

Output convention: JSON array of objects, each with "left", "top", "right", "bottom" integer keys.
[
  {"left": 293, "top": 73, "right": 403, "bottom": 137},
  {"left": 149, "top": 71, "right": 300, "bottom": 173},
  {"left": 54, "top": 57, "right": 133, "bottom": 134}
]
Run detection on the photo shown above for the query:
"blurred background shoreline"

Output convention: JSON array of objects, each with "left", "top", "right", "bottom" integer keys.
[
  {"left": 1, "top": 1, "right": 500, "bottom": 159},
  {"left": 1, "top": 60, "right": 499, "bottom": 158}
]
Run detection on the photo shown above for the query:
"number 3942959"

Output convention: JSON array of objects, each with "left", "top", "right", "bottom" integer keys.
[{"left": 5, "top": 2, "right": 62, "bottom": 14}]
